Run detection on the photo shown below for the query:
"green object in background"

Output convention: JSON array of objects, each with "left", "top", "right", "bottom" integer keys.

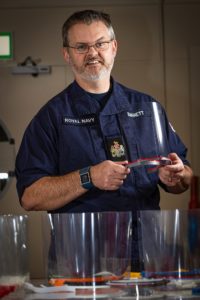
[{"left": 0, "top": 32, "right": 13, "bottom": 60}]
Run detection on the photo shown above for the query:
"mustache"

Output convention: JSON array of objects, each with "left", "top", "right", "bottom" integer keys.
[{"left": 85, "top": 56, "right": 104, "bottom": 64}]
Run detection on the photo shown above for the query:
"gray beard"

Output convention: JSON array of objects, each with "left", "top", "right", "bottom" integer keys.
[
  {"left": 69, "top": 58, "right": 114, "bottom": 82},
  {"left": 79, "top": 67, "right": 110, "bottom": 81}
]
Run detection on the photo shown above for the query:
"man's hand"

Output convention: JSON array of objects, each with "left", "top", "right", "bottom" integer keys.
[
  {"left": 159, "top": 153, "right": 193, "bottom": 193},
  {"left": 90, "top": 160, "right": 130, "bottom": 190}
]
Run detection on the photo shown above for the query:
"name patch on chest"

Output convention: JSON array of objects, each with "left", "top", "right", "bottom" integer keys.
[
  {"left": 63, "top": 114, "right": 97, "bottom": 126},
  {"left": 127, "top": 111, "right": 144, "bottom": 118}
]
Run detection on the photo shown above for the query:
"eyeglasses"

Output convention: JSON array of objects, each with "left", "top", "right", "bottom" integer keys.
[{"left": 66, "top": 40, "right": 114, "bottom": 54}]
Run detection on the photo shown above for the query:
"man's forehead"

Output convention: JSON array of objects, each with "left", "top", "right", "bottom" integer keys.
[{"left": 68, "top": 21, "right": 110, "bottom": 43}]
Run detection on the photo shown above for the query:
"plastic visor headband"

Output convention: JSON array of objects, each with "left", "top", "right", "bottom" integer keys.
[{"left": 126, "top": 156, "right": 172, "bottom": 173}]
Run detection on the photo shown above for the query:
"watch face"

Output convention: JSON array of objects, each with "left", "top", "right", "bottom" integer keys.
[{"left": 81, "top": 173, "right": 90, "bottom": 184}]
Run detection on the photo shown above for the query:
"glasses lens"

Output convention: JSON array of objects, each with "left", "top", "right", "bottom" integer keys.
[
  {"left": 95, "top": 42, "right": 109, "bottom": 50},
  {"left": 76, "top": 44, "right": 88, "bottom": 53}
]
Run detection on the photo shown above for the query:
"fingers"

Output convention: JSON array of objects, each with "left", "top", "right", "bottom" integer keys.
[
  {"left": 167, "top": 153, "right": 184, "bottom": 169},
  {"left": 166, "top": 173, "right": 182, "bottom": 186},
  {"left": 159, "top": 153, "right": 185, "bottom": 186},
  {"left": 90, "top": 160, "right": 130, "bottom": 191}
]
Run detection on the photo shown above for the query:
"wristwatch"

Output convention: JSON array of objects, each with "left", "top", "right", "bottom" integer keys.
[{"left": 79, "top": 166, "right": 93, "bottom": 190}]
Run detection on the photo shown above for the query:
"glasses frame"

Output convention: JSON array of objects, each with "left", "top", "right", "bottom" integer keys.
[{"left": 66, "top": 39, "right": 114, "bottom": 54}]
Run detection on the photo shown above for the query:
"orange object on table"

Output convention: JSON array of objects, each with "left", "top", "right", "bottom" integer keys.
[{"left": 49, "top": 275, "right": 122, "bottom": 286}]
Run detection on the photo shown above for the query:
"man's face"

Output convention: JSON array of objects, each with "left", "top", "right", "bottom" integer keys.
[{"left": 63, "top": 21, "right": 117, "bottom": 82}]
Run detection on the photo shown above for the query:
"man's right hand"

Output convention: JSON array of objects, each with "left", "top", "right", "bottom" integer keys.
[{"left": 90, "top": 160, "right": 130, "bottom": 190}]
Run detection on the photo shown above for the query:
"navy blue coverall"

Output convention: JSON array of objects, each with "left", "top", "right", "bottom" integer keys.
[{"left": 15, "top": 78, "right": 189, "bottom": 214}]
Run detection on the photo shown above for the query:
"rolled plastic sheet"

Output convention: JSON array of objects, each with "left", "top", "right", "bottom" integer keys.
[
  {"left": 42, "top": 211, "right": 132, "bottom": 285},
  {"left": 0, "top": 214, "right": 29, "bottom": 286},
  {"left": 138, "top": 209, "right": 200, "bottom": 279}
]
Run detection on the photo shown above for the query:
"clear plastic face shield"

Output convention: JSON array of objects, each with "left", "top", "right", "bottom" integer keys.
[
  {"left": 139, "top": 209, "right": 200, "bottom": 279},
  {"left": 42, "top": 212, "right": 132, "bottom": 287},
  {"left": 127, "top": 102, "right": 171, "bottom": 171}
]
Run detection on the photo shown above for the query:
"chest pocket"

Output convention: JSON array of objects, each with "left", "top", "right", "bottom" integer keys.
[
  {"left": 117, "top": 110, "right": 164, "bottom": 191},
  {"left": 117, "top": 110, "right": 159, "bottom": 159}
]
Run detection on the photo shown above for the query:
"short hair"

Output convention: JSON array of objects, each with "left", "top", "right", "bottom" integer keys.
[{"left": 62, "top": 9, "right": 115, "bottom": 47}]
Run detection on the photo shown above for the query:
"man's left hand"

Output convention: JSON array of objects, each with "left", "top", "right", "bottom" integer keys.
[{"left": 159, "top": 152, "right": 193, "bottom": 193}]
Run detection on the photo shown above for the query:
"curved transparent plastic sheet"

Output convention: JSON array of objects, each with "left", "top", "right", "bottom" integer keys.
[
  {"left": 42, "top": 211, "right": 132, "bottom": 285},
  {"left": 139, "top": 209, "right": 200, "bottom": 279},
  {"left": 0, "top": 215, "right": 29, "bottom": 285},
  {"left": 151, "top": 102, "right": 170, "bottom": 157},
  {"left": 126, "top": 102, "right": 172, "bottom": 172}
]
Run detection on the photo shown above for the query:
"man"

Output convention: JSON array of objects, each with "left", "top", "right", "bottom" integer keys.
[{"left": 15, "top": 9, "right": 193, "bottom": 214}]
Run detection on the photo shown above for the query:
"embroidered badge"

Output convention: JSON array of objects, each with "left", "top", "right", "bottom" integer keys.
[
  {"left": 111, "top": 141, "right": 125, "bottom": 158},
  {"left": 106, "top": 136, "right": 127, "bottom": 161}
]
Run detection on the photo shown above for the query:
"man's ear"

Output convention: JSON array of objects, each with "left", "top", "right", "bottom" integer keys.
[
  {"left": 112, "top": 39, "right": 118, "bottom": 57},
  {"left": 62, "top": 48, "right": 70, "bottom": 63}
]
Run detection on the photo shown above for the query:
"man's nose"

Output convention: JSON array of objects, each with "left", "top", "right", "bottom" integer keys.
[{"left": 87, "top": 44, "right": 98, "bottom": 54}]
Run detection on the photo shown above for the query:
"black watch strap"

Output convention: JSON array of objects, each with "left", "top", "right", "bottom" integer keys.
[{"left": 79, "top": 166, "right": 93, "bottom": 190}]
